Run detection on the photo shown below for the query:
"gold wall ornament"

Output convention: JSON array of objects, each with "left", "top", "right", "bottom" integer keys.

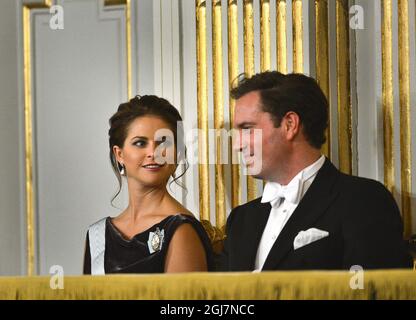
[
  {"left": 276, "top": 0, "right": 287, "bottom": 74},
  {"left": 315, "top": 0, "right": 330, "bottom": 158},
  {"left": 292, "top": 0, "right": 303, "bottom": 73},
  {"left": 192, "top": 0, "right": 414, "bottom": 236},
  {"left": 23, "top": 0, "right": 53, "bottom": 277},
  {"left": 200, "top": 219, "right": 226, "bottom": 255},
  {"left": 243, "top": 0, "right": 257, "bottom": 201},
  {"left": 212, "top": 0, "right": 226, "bottom": 230},
  {"left": 336, "top": 0, "right": 352, "bottom": 174},
  {"left": 381, "top": 0, "right": 395, "bottom": 193},
  {"left": 260, "top": 0, "right": 270, "bottom": 190},
  {"left": 196, "top": 0, "right": 210, "bottom": 221},
  {"left": 398, "top": 0, "right": 412, "bottom": 238},
  {"left": 227, "top": 0, "right": 241, "bottom": 209},
  {"left": 260, "top": 0, "right": 271, "bottom": 72}
]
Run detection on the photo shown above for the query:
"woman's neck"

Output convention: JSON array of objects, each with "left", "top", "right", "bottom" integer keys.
[{"left": 124, "top": 180, "right": 172, "bottom": 222}]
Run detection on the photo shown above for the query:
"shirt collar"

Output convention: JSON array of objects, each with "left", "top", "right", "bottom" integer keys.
[{"left": 261, "top": 155, "right": 325, "bottom": 204}]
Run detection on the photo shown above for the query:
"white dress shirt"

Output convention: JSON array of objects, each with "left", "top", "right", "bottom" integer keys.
[{"left": 254, "top": 155, "right": 326, "bottom": 271}]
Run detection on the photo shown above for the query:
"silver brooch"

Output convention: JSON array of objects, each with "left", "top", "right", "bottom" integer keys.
[{"left": 147, "top": 227, "right": 164, "bottom": 254}]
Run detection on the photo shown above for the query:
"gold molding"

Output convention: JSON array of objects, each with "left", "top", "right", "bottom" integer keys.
[
  {"left": 260, "top": 0, "right": 271, "bottom": 192},
  {"left": 292, "top": 0, "right": 303, "bottom": 73},
  {"left": 227, "top": 0, "right": 241, "bottom": 209},
  {"left": 315, "top": 0, "right": 330, "bottom": 159},
  {"left": 336, "top": 0, "right": 352, "bottom": 174},
  {"left": 104, "top": 0, "right": 133, "bottom": 99},
  {"left": 104, "top": 0, "right": 126, "bottom": 5},
  {"left": 23, "top": 0, "right": 52, "bottom": 277},
  {"left": 243, "top": 0, "right": 254, "bottom": 78},
  {"left": 276, "top": 0, "right": 287, "bottom": 74},
  {"left": 398, "top": 0, "right": 412, "bottom": 238},
  {"left": 260, "top": 0, "right": 271, "bottom": 72},
  {"left": 381, "top": 0, "right": 395, "bottom": 193},
  {"left": 243, "top": 0, "right": 257, "bottom": 201},
  {"left": 212, "top": 0, "right": 226, "bottom": 230},
  {"left": 196, "top": 0, "right": 210, "bottom": 221}
]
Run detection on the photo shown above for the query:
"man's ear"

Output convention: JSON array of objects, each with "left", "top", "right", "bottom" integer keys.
[{"left": 283, "top": 111, "right": 301, "bottom": 140}]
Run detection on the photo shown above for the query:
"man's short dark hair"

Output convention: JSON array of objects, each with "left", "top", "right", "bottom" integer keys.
[{"left": 230, "top": 71, "right": 329, "bottom": 149}]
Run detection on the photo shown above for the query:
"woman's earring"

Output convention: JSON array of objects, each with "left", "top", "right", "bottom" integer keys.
[{"left": 119, "top": 163, "right": 125, "bottom": 176}]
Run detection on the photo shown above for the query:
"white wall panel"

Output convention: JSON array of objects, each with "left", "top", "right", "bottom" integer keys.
[
  {"left": 0, "top": 0, "right": 24, "bottom": 276},
  {"left": 33, "top": 0, "right": 128, "bottom": 274}
]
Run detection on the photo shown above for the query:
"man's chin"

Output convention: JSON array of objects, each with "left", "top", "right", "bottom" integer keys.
[
  {"left": 251, "top": 174, "right": 264, "bottom": 180},
  {"left": 246, "top": 167, "right": 264, "bottom": 180},
  {"left": 242, "top": 160, "right": 264, "bottom": 178}
]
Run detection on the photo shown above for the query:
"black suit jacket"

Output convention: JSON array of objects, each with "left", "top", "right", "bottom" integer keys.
[{"left": 220, "top": 159, "right": 413, "bottom": 271}]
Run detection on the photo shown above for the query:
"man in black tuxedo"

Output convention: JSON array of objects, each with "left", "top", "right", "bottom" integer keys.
[{"left": 221, "top": 71, "right": 412, "bottom": 271}]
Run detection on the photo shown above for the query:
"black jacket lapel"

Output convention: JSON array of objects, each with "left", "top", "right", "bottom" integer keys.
[
  {"left": 262, "top": 158, "right": 341, "bottom": 270},
  {"left": 237, "top": 200, "right": 271, "bottom": 270}
]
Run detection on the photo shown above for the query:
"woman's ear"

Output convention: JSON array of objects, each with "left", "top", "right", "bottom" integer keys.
[
  {"left": 177, "top": 147, "right": 187, "bottom": 162},
  {"left": 113, "top": 145, "right": 123, "bottom": 164}
]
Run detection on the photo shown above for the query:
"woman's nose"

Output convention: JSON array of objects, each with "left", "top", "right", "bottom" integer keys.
[
  {"left": 146, "top": 143, "right": 167, "bottom": 160},
  {"left": 146, "top": 144, "right": 156, "bottom": 158}
]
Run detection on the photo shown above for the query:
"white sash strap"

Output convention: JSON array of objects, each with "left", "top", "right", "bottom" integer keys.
[{"left": 88, "top": 218, "right": 107, "bottom": 275}]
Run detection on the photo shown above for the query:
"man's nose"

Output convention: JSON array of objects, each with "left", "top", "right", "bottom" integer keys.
[{"left": 232, "top": 131, "right": 244, "bottom": 152}]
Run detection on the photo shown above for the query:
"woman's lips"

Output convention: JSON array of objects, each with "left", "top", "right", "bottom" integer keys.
[{"left": 142, "top": 163, "right": 166, "bottom": 172}]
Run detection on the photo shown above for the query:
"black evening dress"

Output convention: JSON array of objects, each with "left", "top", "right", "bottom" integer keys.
[{"left": 83, "top": 214, "right": 214, "bottom": 274}]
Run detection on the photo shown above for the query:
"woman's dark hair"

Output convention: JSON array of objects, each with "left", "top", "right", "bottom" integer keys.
[
  {"left": 230, "top": 71, "right": 329, "bottom": 149},
  {"left": 108, "top": 95, "right": 188, "bottom": 205}
]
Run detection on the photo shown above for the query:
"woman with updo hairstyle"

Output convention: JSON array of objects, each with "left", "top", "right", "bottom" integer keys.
[{"left": 83, "top": 95, "right": 214, "bottom": 274}]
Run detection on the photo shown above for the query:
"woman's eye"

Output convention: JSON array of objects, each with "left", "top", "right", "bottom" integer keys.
[
  {"left": 162, "top": 140, "right": 172, "bottom": 146},
  {"left": 158, "top": 137, "right": 172, "bottom": 147},
  {"left": 134, "top": 140, "right": 146, "bottom": 147}
]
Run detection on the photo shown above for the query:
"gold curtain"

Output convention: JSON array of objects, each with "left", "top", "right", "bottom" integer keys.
[{"left": 1, "top": 270, "right": 415, "bottom": 299}]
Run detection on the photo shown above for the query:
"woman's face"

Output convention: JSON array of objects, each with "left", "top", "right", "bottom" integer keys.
[{"left": 114, "top": 116, "right": 177, "bottom": 188}]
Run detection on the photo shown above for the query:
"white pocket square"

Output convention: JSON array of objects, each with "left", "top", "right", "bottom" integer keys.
[{"left": 293, "top": 228, "right": 329, "bottom": 250}]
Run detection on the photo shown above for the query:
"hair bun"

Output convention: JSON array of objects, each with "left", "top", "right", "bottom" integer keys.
[{"left": 116, "top": 101, "right": 133, "bottom": 113}]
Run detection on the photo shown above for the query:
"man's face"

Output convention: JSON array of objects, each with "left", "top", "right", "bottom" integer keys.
[{"left": 233, "top": 91, "right": 287, "bottom": 181}]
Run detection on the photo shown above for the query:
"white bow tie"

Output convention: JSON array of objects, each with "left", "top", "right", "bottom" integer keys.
[{"left": 261, "top": 178, "right": 304, "bottom": 207}]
